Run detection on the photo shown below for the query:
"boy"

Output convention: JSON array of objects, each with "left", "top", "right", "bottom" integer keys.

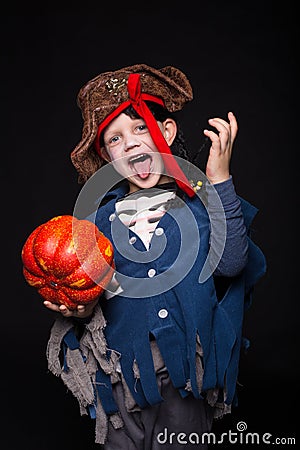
[{"left": 45, "top": 64, "right": 266, "bottom": 449}]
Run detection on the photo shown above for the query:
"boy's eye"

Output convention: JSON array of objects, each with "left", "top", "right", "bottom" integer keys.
[
  {"left": 136, "top": 124, "right": 147, "bottom": 132},
  {"left": 109, "top": 136, "right": 120, "bottom": 144}
]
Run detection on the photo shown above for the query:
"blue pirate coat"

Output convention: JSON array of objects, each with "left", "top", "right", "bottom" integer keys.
[{"left": 85, "top": 182, "right": 267, "bottom": 413}]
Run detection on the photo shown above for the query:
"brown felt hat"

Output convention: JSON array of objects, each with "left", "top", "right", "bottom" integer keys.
[{"left": 70, "top": 64, "right": 193, "bottom": 183}]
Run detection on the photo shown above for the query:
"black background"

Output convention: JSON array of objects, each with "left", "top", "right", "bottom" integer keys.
[{"left": 1, "top": 2, "right": 298, "bottom": 449}]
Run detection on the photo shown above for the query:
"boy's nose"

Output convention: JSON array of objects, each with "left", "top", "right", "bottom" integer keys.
[{"left": 124, "top": 134, "right": 141, "bottom": 152}]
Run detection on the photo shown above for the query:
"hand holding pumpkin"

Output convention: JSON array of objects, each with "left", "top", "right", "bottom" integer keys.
[
  {"left": 43, "top": 297, "right": 99, "bottom": 318},
  {"left": 21, "top": 215, "right": 115, "bottom": 311}
]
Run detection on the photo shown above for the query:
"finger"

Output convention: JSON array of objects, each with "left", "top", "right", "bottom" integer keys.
[
  {"left": 203, "top": 128, "right": 219, "bottom": 140},
  {"left": 58, "top": 304, "right": 70, "bottom": 315},
  {"left": 76, "top": 305, "right": 86, "bottom": 316},
  {"left": 208, "top": 118, "right": 229, "bottom": 135},
  {"left": 43, "top": 301, "right": 61, "bottom": 313},
  {"left": 207, "top": 123, "right": 229, "bottom": 153},
  {"left": 203, "top": 129, "right": 221, "bottom": 149},
  {"left": 209, "top": 118, "right": 233, "bottom": 152},
  {"left": 210, "top": 113, "right": 238, "bottom": 140},
  {"left": 208, "top": 117, "right": 230, "bottom": 130},
  {"left": 228, "top": 111, "right": 238, "bottom": 140}
]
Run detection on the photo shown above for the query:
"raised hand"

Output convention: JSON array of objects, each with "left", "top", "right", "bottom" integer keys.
[{"left": 203, "top": 111, "right": 238, "bottom": 184}]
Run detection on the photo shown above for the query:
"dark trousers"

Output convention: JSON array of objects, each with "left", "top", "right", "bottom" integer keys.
[{"left": 103, "top": 370, "right": 215, "bottom": 450}]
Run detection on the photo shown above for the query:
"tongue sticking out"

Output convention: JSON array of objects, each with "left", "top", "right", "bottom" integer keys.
[{"left": 131, "top": 155, "right": 152, "bottom": 179}]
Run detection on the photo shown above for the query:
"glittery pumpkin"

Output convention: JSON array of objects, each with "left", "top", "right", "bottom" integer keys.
[{"left": 21, "top": 215, "right": 114, "bottom": 309}]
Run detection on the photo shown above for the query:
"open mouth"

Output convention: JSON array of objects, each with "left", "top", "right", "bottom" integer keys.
[{"left": 129, "top": 154, "right": 153, "bottom": 179}]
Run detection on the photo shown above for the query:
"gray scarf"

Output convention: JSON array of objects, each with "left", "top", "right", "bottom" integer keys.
[{"left": 46, "top": 304, "right": 123, "bottom": 444}]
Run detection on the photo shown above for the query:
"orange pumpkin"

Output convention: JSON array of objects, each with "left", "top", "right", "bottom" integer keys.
[{"left": 21, "top": 215, "right": 114, "bottom": 309}]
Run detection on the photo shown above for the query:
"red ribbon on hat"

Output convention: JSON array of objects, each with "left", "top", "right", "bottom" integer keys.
[{"left": 95, "top": 73, "right": 195, "bottom": 197}]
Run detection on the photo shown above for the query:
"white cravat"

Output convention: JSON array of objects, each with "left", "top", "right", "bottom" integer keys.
[{"left": 115, "top": 188, "right": 176, "bottom": 250}]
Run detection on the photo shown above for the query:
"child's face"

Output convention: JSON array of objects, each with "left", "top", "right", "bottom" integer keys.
[{"left": 101, "top": 113, "right": 175, "bottom": 193}]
